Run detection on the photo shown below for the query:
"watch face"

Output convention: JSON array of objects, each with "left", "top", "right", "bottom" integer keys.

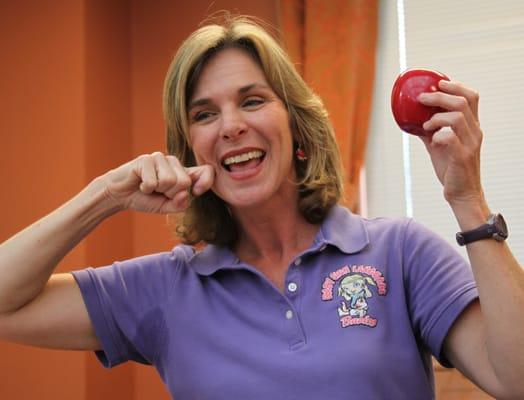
[{"left": 493, "top": 213, "right": 509, "bottom": 240}]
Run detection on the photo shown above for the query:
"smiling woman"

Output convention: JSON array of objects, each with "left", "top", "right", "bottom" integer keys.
[{"left": 0, "top": 13, "right": 524, "bottom": 400}]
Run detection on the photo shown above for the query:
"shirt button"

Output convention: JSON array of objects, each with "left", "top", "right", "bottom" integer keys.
[
  {"left": 294, "top": 258, "right": 302, "bottom": 266},
  {"left": 287, "top": 282, "right": 298, "bottom": 293},
  {"left": 285, "top": 310, "right": 294, "bottom": 319}
]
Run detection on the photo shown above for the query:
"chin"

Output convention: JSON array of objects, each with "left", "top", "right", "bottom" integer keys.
[
  {"left": 214, "top": 184, "right": 274, "bottom": 210},
  {"left": 212, "top": 164, "right": 298, "bottom": 211}
]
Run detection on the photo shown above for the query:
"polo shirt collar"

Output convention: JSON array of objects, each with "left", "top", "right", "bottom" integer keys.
[
  {"left": 315, "top": 204, "right": 370, "bottom": 254},
  {"left": 187, "top": 244, "right": 239, "bottom": 276},
  {"left": 187, "top": 204, "right": 369, "bottom": 276}
]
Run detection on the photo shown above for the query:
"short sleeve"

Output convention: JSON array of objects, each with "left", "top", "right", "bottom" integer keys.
[
  {"left": 403, "top": 219, "right": 478, "bottom": 367},
  {"left": 71, "top": 249, "right": 183, "bottom": 368}
]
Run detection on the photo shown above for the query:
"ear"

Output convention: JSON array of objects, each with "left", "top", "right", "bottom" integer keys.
[{"left": 365, "top": 277, "right": 376, "bottom": 286}]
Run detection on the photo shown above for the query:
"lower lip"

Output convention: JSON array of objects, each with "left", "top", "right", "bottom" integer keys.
[{"left": 225, "top": 156, "right": 265, "bottom": 180}]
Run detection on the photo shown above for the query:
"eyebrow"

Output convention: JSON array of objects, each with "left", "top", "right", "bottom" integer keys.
[{"left": 188, "top": 83, "right": 270, "bottom": 111}]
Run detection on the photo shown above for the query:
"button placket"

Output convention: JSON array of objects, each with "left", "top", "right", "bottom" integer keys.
[
  {"left": 286, "top": 262, "right": 301, "bottom": 297},
  {"left": 278, "top": 255, "right": 306, "bottom": 348},
  {"left": 281, "top": 301, "right": 305, "bottom": 349}
]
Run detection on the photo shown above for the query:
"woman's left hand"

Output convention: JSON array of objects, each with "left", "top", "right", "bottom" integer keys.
[{"left": 417, "top": 80, "right": 485, "bottom": 207}]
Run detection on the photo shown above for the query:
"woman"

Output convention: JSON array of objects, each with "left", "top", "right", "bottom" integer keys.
[{"left": 0, "top": 16, "right": 523, "bottom": 400}]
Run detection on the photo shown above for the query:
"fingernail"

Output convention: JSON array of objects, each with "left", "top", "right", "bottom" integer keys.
[{"left": 418, "top": 93, "right": 427, "bottom": 101}]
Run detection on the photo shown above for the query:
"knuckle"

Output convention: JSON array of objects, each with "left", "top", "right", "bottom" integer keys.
[
  {"left": 431, "top": 112, "right": 443, "bottom": 123},
  {"left": 137, "top": 154, "right": 151, "bottom": 163},
  {"left": 141, "top": 179, "right": 157, "bottom": 192},
  {"left": 159, "top": 174, "right": 178, "bottom": 188},
  {"left": 451, "top": 112, "right": 466, "bottom": 126},
  {"left": 166, "top": 155, "right": 183, "bottom": 169},
  {"left": 435, "top": 91, "right": 445, "bottom": 101},
  {"left": 152, "top": 152, "right": 166, "bottom": 163},
  {"left": 474, "top": 130, "right": 484, "bottom": 147},
  {"left": 456, "top": 97, "right": 468, "bottom": 110},
  {"left": 178, "top": 174, "right": 192, "bottom": 188},
  {"left": 166, "top": 155, "right": 179, "bottom": 163}
]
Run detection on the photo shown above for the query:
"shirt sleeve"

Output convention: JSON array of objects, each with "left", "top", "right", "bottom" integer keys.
[
  {"left": 71, "top": 249, "right": 184, "bottom": 368},
  {"left": 402, "top": 219, "right": 479, "bottom": 367}
]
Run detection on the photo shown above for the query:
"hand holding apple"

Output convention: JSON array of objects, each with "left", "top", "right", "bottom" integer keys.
[
  {"left": 391, "top": 68, "right": 450, "bottom": 136},
  {"left": 407, "top": 76, "right": 485, "bottom": 213}
]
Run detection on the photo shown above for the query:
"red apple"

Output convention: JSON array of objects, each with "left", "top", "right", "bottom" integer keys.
[{"left": 391, "top": 68, "right": 450, "bottom": 136}]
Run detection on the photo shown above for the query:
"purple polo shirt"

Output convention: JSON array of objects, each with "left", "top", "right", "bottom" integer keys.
[{"left": 72, "top": 205, "right": 478, "bottom": 399}]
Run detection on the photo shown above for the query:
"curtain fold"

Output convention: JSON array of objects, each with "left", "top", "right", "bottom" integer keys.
[{"left": 279, "top": 0, "right": 378, "bottom": 213}]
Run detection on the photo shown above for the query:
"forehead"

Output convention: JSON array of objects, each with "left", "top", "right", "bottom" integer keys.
[{"left": 190, "top": 47, "right": 268, "bottom": 100}]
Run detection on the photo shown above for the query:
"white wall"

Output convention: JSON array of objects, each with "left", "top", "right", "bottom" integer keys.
[{"left": 366, "top": 0, "right": 524, "bottom": 262}]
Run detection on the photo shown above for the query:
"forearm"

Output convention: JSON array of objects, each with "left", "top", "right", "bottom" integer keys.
[
  {"left": 0, "top": 176, "right": 121, "bottom": 314},
  {"left": 453, "top": 200, "right": 524, "bottom": 393}
]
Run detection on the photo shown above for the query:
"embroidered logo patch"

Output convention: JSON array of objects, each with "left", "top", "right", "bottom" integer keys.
[{"left": 321, "top": 265, "right": 387, "bottom": 328}]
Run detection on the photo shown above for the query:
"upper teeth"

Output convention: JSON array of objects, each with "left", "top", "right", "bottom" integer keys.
[{"left": 223, "top": 150, "right": 264, "bottom": 166}]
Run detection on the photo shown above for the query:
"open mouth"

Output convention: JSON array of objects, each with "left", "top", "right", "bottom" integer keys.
[{"left": 221, "top": 150, "right": 266, "bottom": 172}]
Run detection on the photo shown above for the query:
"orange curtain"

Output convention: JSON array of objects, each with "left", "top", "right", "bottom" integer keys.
[{"left": 279, "top": 0, "right": 378, "bottom": 212}]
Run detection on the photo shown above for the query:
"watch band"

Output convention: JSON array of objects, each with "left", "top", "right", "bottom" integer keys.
[{"left": 456, "top": 213, "right": 508, "bottom": 246}]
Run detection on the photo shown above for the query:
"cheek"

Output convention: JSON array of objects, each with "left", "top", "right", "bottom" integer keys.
[
  {"left": 255, "top": 105, "right": 292, "bottom": 135},
  {"left": 189, "top": 129, "right": 213, "bottom": 164}
]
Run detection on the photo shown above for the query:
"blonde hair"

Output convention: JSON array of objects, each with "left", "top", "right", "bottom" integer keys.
[{"left": 163, "top": 15, "right": 343, "bottom": 246}]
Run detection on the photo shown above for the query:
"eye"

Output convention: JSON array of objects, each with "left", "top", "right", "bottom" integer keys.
[
  {"left": 242, "top": 97, "right": 264, "bottom": 108},
  {"left": 192, "top": 111, "right": 215, "bottom": 122}
]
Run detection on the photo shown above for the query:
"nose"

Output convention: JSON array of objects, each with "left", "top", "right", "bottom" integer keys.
[{"left": 219, "top": 108, "right": 247, "bottom": 141}]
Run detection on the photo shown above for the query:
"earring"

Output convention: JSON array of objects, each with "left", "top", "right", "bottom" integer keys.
[{"left": 296, "top": 147, "right": 307, "bottom": 161}]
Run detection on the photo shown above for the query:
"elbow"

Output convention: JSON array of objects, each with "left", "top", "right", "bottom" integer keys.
[
  {"left": 503, "top": 387, "right": 524, "bottom": 400},
  {"left": 490, "top": 377, "right": 524, "bottom": 400}
]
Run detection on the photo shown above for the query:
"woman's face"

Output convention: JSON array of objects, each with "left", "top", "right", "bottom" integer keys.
[{"left": 188, "top": 47, "right": 296, "bottom": 211}]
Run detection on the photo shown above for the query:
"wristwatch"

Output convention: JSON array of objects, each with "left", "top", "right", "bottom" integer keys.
[{"left": 456, "top": 213, "right": 508, "bottom": 246}]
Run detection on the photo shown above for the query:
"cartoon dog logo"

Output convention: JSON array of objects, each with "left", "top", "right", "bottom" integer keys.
[
  {"left": 337, "top": 274, "right": 376, "bottom": 318},
  {"left": 321, "top": 265, "right": 386, "bottom": 328}
]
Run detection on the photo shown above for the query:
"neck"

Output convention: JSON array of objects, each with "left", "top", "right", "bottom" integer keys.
[{"left": 231, "top": 191, "right": 318, "bottom": 264}]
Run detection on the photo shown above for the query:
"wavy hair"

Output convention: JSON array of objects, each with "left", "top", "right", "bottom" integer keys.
[{"left": 163, "top": 15, "right": 343, "bottom": 246}]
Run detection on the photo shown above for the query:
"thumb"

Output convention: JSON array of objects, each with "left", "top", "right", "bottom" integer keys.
[{"left": 186, "top": 165, "right": 215, "bottom": 196}]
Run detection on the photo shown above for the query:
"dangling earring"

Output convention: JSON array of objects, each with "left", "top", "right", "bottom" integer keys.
[{"left": 296, "top": 147, "right": 307, "bottom": 161}]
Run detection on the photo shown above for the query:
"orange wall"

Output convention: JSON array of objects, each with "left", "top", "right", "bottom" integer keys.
[
  {"left": 0, "top": 1, "right": 276, "bottom": 399},
  {"left": 0, "top": 1, "right": 88, "bottom": 399}
]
